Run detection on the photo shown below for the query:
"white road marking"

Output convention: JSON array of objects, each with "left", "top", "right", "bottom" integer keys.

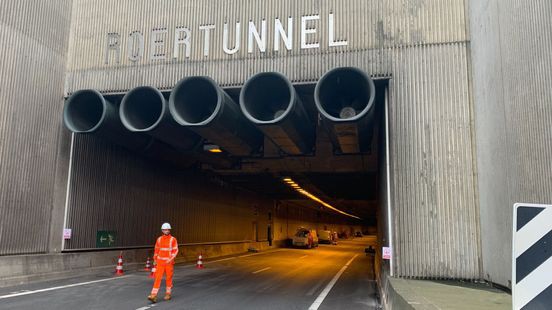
[
  {"left": 135, "top": 304, "right": 156, "bottom": 310},
  {"left": 9, "top": 290, "right": 30, "bottom": 294},
  {"left": 252, "top": 267, "right": 271, "bottom": 274},
  {"left": 306, "top": 279, "right": 326, "bottom": 296},
  {"left": 308, "top": 254, "right": 359, "bottom": 310},
  {"left": 0, "top": 275, "right": 130, "bottom": 299},
  {"left": 238, "top": 249, "right": 285, "bottom": 258},
  {"left": 207, "top": 257, "right": 235, "bottom": 263},
  {"left": 299, "top": 255, "right": 308, "bottom": 259}
]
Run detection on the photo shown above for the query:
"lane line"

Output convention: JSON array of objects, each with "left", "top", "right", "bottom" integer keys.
[
  {"left": 0, "top": 275, "right": 131, "bottom": 299},
  {"left": 135, "top": 304, "right": 156, "bottom": 310},
  {"left": 206, "top": 257, "right": 235, "bottom": 263},
  {"left": 306, "top": 279, "right": 326, "bottom": 296},
  {"left": 238, "top": 249, "right": 286, "bottom": 258},
  {"left": 252, "top": 267, "right": 271, "bottom": 274},
  {"left": 299, "top": 255, "right": 308, "bottom": 259},
  {"left": 308, "top": 254, "right": 359, "bottom": 310}
]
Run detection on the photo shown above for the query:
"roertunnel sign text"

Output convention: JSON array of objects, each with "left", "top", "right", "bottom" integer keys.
[{"left": 104, "top": 13, "right": 348, "bottom": 64}]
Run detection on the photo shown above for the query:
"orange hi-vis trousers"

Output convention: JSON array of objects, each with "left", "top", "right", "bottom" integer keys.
[
  {"left": 151, "top": 263, "right": 174, "bottom": 295},
  {"left": 150, "top": 234, "right": 178, "bottom": 295}
]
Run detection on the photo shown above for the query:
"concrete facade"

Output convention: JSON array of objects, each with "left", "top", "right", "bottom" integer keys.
[
  {"left": 61, "top": 0, "right": 481, "bottom": 280},
  {"left": 0, "top": 0, "right": 550, "bottom": 290},
  {"left": 469, "top": 0, "right": 552, "bottom": 288},
  {"left": 0, "top": 0, "right": 73, "bottom": 255}
]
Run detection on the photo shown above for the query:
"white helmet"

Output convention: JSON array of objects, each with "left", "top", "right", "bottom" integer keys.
[{"left": 161, "top": 223, "right": 172, "bottom": 230}]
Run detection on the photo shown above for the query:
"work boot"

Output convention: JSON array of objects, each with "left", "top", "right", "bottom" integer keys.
[
  {"left": 164, "top": 293, "right": 171, "bottom": 301},
  {"left": 147, "top": 294, "right": 157, "bottom": 303}
]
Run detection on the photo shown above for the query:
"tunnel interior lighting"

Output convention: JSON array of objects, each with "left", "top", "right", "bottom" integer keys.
[
  {"left": 281, "top": 178, "right": 361, "bottom": 220},
  {"left": 203, "top": 144, "right": 223, "bottom": 153}
]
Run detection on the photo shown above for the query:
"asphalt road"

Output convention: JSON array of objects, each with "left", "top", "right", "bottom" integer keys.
[{"left": 0, "top": 238, "right": 378, "bottom": 310}]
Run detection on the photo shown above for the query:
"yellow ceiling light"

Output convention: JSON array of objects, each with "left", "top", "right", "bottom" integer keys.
[
  {"left": 203, "top": 144, "right": 223, "bottom": 153},
  {"left": 281, "top": 178, "right": 361, "bottom": 220}
]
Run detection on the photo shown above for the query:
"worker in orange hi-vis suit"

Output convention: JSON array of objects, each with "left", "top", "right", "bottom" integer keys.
[{"left": 147, "top": 222, "right": 178, "bottom": 303}]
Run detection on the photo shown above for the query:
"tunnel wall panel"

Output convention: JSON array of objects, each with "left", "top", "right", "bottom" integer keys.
[
  {"left": 0, "top": 0, "right": 72, "bottom": 255},
  {"left": 388, "top": 43, "right": 481, "bottom": 279},
  {"left": 63, "top": 135, "right": 272, "bottom": 249},
  {"left": 469, "top": 0, "right": 552, "bottom": 287}
]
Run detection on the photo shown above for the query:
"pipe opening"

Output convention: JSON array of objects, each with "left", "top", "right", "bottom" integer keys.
[
  {"left": 120, "top": 87, "right": 164, "bottom": 131},
  {"left": 241, "top": 73, "right": 292, "bottom": 122},
  {"left": 64, "top": 90, "right": 105, "bottom": 132},
  {"left": 315, "top": 68, "right": 374, "bottom": 121},
  {"left": 171, "top": 78, "right": 219, "bottom": 125}
]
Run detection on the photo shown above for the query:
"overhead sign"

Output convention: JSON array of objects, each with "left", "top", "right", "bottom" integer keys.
[
  {"left": 104, "top": 13, "right": 349, "bottom": 65},
  {"left": 512, "top": 203, "right": 552, "bottom": 310},
  {"left": 96, "top": 231, "right": 117, "bottom": 248},
  {"left": 382, "top": 247, "right": 392, "bottom": 260}
]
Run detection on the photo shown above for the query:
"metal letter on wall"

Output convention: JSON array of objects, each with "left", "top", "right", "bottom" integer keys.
[
  {"left": 199, "top": 24, "right": 215, "bottom": 57},
  {"left": 274, "top": 17, "right": 293, "bottom": 52},
  {"left": 173, "top": 26, "right": 191, "bottom": 59},
  {"left": 150, "top": 27, "right": 168, "bottom": 61},
  {"left": 127, "top": 31, "right": 144, "bottom": 63},
  {"left": 328, "top": 13, "right": 348, "bottom": 47},
  {"left": 301, "top": 15, "right": 320, "bottom": 49},
  {"left": 105, "top": 32, "right": 121, "bottom": 64},
  {"left": 248, "top": 19, "right": 267, "bottom": 53},
  {"left": 223, "top": 22, "right": 241, "bottom": 55}
]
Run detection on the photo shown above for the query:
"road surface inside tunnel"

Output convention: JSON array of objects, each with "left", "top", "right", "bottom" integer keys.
[{"left": 0, "top": 238, "right": 378, "bottom": 310}]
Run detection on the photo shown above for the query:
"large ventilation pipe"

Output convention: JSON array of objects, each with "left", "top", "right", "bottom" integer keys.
[
  {"left": 120, "top": 86, "right": 201, "bottom": 152},
  {"left": 63, "top": 89, "right": 153, "bottom": 151},
  {"left": 314, "top": 67, "right": 376, "bottom": 154},
  {"left": 63, "top": 89, "right": 218, "bottom": 169},
  {"left": 169, "top": 76, "right": 262, "bottom": 157},
  {"left": 239, "top": 72, "right": 315, "bottom": 155}
]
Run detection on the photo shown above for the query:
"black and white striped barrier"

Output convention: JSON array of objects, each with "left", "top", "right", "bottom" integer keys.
[{"left": 512, "top": 203, "right": 552, "bottom": 309}]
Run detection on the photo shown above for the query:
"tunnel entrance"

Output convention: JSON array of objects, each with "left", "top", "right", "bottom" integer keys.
[
  {"left": 208, "top": 77, "right": 389, "bottom": 251},
  {"left": 63, "top": 69, "right": 390, "bottom": 277}
]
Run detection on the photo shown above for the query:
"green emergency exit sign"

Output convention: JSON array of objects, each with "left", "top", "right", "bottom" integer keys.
[{"left": 96, "top": 231, "right": 117, "bottom": 248}]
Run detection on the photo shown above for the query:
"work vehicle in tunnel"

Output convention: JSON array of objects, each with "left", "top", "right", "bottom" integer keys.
[
  {"left": 292, "top": 228, "right": 319, "bottom": 249},
  {"left": 318, "top": 230, "right": 332, "bottom": 244}
]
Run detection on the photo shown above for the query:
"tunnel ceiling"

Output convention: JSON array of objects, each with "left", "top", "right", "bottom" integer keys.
[
  {"left": 220, "top": 172, "right": 378, "bottom": 220},
  {"left": 70, "top": 81, "right": 386, "bottom": 222},
  {"left": 214, "top": 83, "right": 384, "bottom": 221}
]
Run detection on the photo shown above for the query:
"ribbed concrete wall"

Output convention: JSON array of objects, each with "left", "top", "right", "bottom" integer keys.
[
  {"left": 469, "top": 0, "right": 552, "bottom": 287},
  {"left": 64, "top": 135, "right": 273, "bottom": 249},
  {"left": 389, "top": 43, "right": 480, "bottom": 279},
  {"left": 0, "top": 1, "right": 72, "bottom": 255},
  {"left": 65, "top": 0, "right": 468, "bottom": 92},
  {"left": 63, "top": 0, "right": 481, "bottom": 279}
]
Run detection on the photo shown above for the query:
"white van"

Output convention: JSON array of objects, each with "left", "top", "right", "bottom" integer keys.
[
  {"left": 317, "top": 230, "right": 332, "bottom": 244},
  {"left": 292, "top": 228, "right": 319, "bottom": 248}
]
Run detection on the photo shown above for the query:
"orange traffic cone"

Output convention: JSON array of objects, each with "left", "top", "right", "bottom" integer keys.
[
  {"left": 144, "top": 257, "right": 151, "bottom": 271},
  {"left": 149, "top": 263, "right": 157, "bottom": 279},
  {"left": 196, "top": 253, "right": 204, "bottom": 269},
  {"left": 115, "top": 252, "right": 124, "bottom": 276}
]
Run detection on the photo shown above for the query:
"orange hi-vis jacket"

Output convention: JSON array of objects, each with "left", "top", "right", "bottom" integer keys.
[{"left": 153, "top": 234, "right": 178, "bottom": 265}]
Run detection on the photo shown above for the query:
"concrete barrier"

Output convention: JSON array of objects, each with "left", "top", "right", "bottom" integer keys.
[{"left": 0, "top": 241, "right": 273, "bottom": 288}]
